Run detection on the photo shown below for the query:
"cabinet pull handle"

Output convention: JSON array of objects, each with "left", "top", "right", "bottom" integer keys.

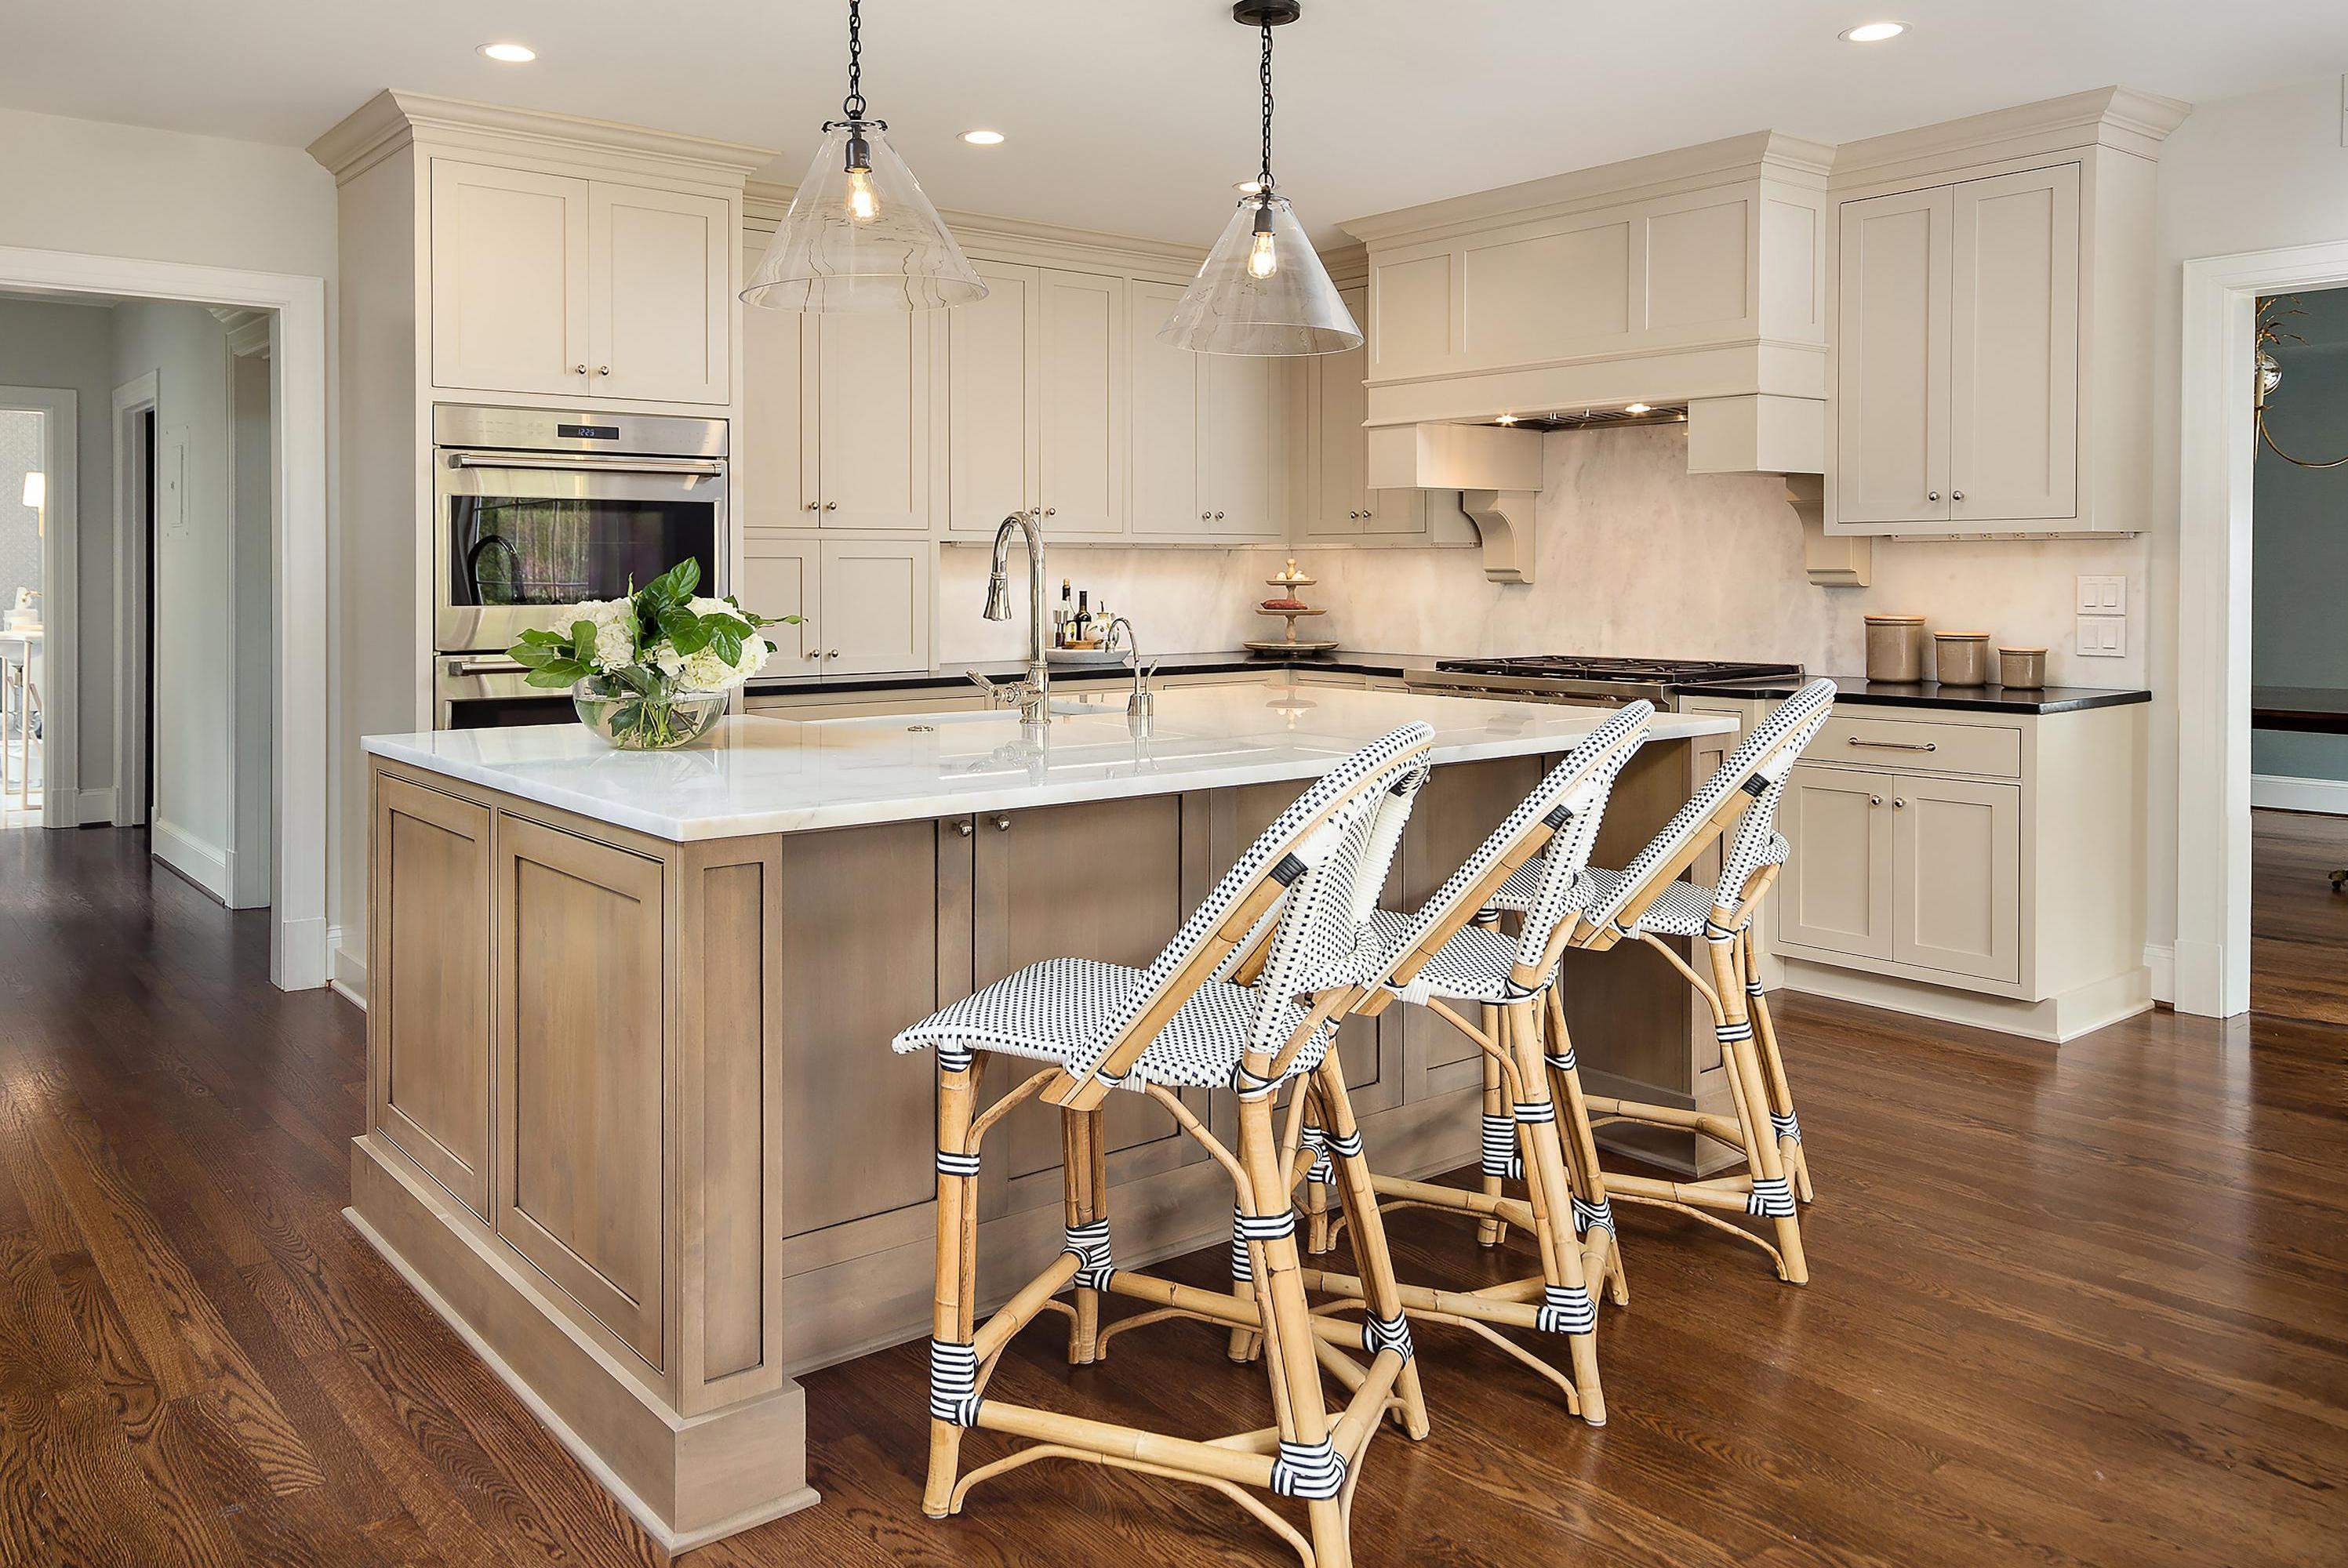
[
  {"left": 1846, "top": 737, "right": 1936, "bottom": 752},
  {"left": 992, "top": 815, "right": 1012, "bottom": 832},
  {"left": 955, "top": 820, "right": 974, "bottom": 837}
]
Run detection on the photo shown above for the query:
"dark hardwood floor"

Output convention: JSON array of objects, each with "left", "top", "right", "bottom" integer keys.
[{"left": 2, "top": 825, "right": 2344, "bottom": 1567}]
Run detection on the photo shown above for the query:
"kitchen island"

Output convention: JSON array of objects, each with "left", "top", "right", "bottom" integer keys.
[{"left": 354, "top": 683, "right": 1737, "bottom": 1548}]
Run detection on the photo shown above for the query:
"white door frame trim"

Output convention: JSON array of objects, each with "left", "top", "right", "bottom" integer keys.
[
  {"left": 111, "top": 371, "right": 158, "bottom": 837},
  {"left": 2, "top": 244, "right": 331, "bottom": 991},
  {"left": 0, "top": 384, "right": 77, "bottom": 828},
  {"left": 2174, "top": 236, "right": 2348, "bottom": 1018}
]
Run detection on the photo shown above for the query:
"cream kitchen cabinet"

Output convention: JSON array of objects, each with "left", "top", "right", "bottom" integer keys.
[
  {"left": 1824, "top": 92, "right": 2182, "bottom": 536},
  {"left": 431, "top": 160, "right": 731, "bottom": 405},
  {"left": 1303, "top": 283, "right": 1473, "bottom": 545},
  {"left": 1200, "top": 354, "right": 1288, "bottom": 539},
  {"left": 1129, "top": 279, "right": 1203, "bottom": 538},
  {"left": 809, "top": 310, "right": 934, "bottom": 531},
  {"left": 946, "top": 263, "right": 1127, "bottom": 538},
  {"left": 736, "top": 535, "right": 930, "bottom": 678},
  {"left": 738, "top": 248, "right": 804, "bottom": 532},
  {"left": 1769, "top": 698, "right": 2147, "bottom": 1044}
]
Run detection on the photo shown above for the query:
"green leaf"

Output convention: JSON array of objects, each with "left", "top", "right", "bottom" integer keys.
[
  {"left": 522, "top": 659, "right": 587, "bottom": 688},
  {"left": 707, "top": 623, "right": 744, "bottom": 666}
]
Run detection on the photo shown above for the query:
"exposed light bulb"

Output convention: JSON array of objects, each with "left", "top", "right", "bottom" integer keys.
[
  {"left": 845, "top": 165, "right": 881, "bottom": 223},
  {"left": 1248, "top": 230, "right": 1279, "bottom": 280}
]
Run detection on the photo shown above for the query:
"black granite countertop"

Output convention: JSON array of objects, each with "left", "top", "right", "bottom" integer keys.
[
  {"left": 1681, "top": 674, "right": 2152, "bottom": 715},
  {"left": 748, "top": 655, "right": 2151, "bottom": 717}
]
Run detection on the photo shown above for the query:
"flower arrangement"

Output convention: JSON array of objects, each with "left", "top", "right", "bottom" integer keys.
[{"left": 507, "top": 561, "right": 798, "bottom": 750}]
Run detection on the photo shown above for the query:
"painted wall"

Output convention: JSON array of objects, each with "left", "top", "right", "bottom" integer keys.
[
  {"left": 111, "top": 299, "right": 237, "bottom": 895},
  {"left": 0, "top": 296, "right": 118, "bottom": 807},
  {"left": 2250, "top": 284, "right": 2348, "bottom": 786},
  {"left": 2152, "top": 72, "right": 2348, "bottom": 963}
]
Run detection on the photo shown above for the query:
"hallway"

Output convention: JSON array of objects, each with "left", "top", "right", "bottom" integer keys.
[{"left": 0, "top": 825, "right": 2343, "bottom": 1567}]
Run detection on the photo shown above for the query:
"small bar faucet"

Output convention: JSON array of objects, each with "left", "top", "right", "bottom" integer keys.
[{"left": 972, "top": 510, "right": 1051, "bottom": 725}]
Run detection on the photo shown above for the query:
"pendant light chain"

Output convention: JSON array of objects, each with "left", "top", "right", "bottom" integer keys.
[
  {"left": 1257, "top": 22, "right": 1276, "bottom": 193},
  {"left": 843, "top": 0, "right": 867, "bottom": 119}
]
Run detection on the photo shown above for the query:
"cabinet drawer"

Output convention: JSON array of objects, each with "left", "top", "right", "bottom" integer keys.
[{"left": 1819, "top": 714, "right": 2019, "bottom": 778}]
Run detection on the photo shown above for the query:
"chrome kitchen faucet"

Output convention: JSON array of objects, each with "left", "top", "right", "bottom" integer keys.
[{"left": 970, "top": 510, "right": 1051, "bottom": 725}]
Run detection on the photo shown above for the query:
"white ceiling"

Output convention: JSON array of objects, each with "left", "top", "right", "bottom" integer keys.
[{"left": 7, "top": 1, "right": 2348, "bottom": 245}]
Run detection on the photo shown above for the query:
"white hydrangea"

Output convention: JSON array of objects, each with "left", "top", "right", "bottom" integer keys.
[
  {"left": 574, "top": 598, "right": 640, "bottom": 673},
  {"left": 649, "top": 601, "right": 772, "bottom": 693}
]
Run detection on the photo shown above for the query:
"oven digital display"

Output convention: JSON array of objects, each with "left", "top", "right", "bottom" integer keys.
[{"left": 556, "top": 423, "right": 620, "bottom": 441}]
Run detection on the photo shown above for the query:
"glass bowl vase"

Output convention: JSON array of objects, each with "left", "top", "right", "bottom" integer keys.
[{"left": 572, "top": 673, "right": 728, "bottom": 750}]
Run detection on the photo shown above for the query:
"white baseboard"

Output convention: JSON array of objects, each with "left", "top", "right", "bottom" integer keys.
[
  {"left": 2252, "top": 772, "right": 2348, "bottom": 815},
  {"left": 151, "top": 817, "right": 231, "bottom": 902},
  {"left": 2143, "top": 943, "right": 2175, "bottom": 1006},
  {"left": 329, "top": 924, "right": 368, "bottom": 1010},
  {"left": 75, "top": 786, "right": 118, "bottom": 826}
]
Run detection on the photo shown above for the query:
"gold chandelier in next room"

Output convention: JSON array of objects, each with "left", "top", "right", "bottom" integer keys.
[
  {"left": 1159, "top": 1, "right": 1363, "bottom": 357},
  {"left": 742, "top": 0, "right": 987, "bottom": 313}
]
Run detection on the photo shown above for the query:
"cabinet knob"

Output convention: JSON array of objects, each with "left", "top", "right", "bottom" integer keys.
[
  {"left": 1347, "top": 510, "right": 1360, "bottom": 520},
  {"left": 1044, "top": 506, "right": 1056, "bottom": 517},
  {"left": 803, "top": 500, "right": 820, "bottom": 511},
  {"left": 1214, "top": 511, "right": 1226, "bottom": 521},
  {"left": 992, "top": 815, "right": 1012, "bottom": 832},
  {"left": 597, "top": 365, "right": 611, "bottom": 376},
  {"left": 1362, "top": 509, "right": 1373, "bottom": 519},
  {"left": 823, "top": 501, "right": 838, "bottom": 510},
  {"left": 1893, "top": 798, "right": 1907, "bottom": 809},
  {"left": 572, "top": 364, "right": 589, "bottom": 375},
  {"left": 1870, "top": 795, "right": 1884, "bottom": 806},
  {"left": 1201, "top": 511, "right": 1212, "bottom": 521},
  {"left": 827, "top": 648, "right": 840, "bottom": 659},
  {"left": 1951, "top": 490, "right": 1965, "bottom": 502},
  {"left": 1928, "top": 491, "right": 1941, "bottom": 502},
  {"left": 955, "top": 820, "right": 974, "bottom": 837}
]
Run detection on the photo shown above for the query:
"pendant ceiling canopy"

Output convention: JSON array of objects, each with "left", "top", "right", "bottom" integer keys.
[
  {"left": 743, "top": 0, "right": 987, "bottom": 313},
  {"left": 1160, "top": 1, "right": 1361, "bottom": 357}
]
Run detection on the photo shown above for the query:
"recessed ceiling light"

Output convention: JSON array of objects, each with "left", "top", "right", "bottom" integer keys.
[
  {"left": 1624, "top": 402, "right": 1652, "bottom": 415},
  {"left": 960, "top": 129, "right": 1005, "bottom": 146},
  {"left": 1838, "top": 21, "right": 1905, "bottom": 42},
  {"left": 478, "top": 42, "right": 536, "bottom": 63}
]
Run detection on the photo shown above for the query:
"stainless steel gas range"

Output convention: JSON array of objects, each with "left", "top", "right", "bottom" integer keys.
[{"left": 1403, "top": 655, "right": 1803, "bottom": 710}]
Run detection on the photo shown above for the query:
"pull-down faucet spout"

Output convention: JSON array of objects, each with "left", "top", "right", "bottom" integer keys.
[{"left": 974, "top": 510, "right": 1051, "bottom": 725}]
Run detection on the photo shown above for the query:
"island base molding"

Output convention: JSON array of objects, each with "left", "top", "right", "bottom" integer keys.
[
  {"left": 348, "top": 1141, "right": 820, "bottom": 1552},
  {"left": 1778, "top": 957, "right": 2154, "bottom": 1045}
]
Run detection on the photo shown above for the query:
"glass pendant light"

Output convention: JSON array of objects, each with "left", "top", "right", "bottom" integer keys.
[
  {"left": 743, "top": 0, "right": 987, "bottom": 313},
  {"left": 1161, "top": 1, "right": 1361, "bottom": 356}
]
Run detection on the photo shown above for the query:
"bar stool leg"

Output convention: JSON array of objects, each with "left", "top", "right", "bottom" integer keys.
[
  {"left": 923, "top": 1055, "right": 983, "bottom": 1518},
  {"left": 1543, "top": 986, "right": 1627, "bottom": 1307},
  {"left": 1476, "top": 1009, "right": 1508, "bottom": 1248},
  {"left": 1311, "top": 1055, "right": 1430, "bottom": 1442},
  {"left": 1235, "top": 1090, "right": 1350, "bottom": 1568},
  {"left": 1504, "top": 999, "right": 1605, "bottom": 1425},
  {"left": 1706, "top": 937, "right": 1807, "bottom": 1284},
  {"left": 1061, "top": 1106, "right": 1106, "bottom": 1365},
  {"left": 1739, "top": 931, "right": 1812, "bottom": 1203},
  {"left": 1302, "top": 1088, "right": 1336, "bottom": 1257}
]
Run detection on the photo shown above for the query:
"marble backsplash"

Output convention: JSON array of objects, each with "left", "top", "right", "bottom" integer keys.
[{"left": 954, "top": 424, "right": 2152, "bottom": 690}]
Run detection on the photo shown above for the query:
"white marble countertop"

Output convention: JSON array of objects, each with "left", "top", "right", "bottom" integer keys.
[{"left": 363, "top": 684, "right": 1736, "bottom": 842}]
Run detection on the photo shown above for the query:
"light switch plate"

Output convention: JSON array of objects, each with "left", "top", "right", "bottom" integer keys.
[
  {"left": 2075, "top": 575, "right": 2126, "bottom": 614},
  {"left": 2077, "top": 615, "right": 2125, "bottom": 657}
]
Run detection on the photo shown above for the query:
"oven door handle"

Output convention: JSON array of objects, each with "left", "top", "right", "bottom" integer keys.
[{"left": 447, "top": 452, "right": 726, "bottom": 477}]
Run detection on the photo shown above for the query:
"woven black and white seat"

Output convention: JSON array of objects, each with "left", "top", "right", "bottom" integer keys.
[
  {"left": 1493, "top": 680, "right": 1837, "bottom": 1284},
  {"left": 1285, "top": 702, "right": 1655, "bottom": 1425},
  {"left": 892, "top": 723, "right": 1438, "bottom": 1568}
]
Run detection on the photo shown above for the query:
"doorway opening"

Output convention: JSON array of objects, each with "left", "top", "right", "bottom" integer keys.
[{"left": 0, "top": 400, "right": 55, "bottom": 827}]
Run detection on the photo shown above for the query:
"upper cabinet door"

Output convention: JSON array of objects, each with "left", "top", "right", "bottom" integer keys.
[
  {"left": 1202, "top": 354, "right": 1281, "bottom": 538},
  {"left": 1127, "top": 280, "right": 1201, "bottom": 536},
  {"left": 431, "top": 161, "right": 591, "bottom": 397},
  {"left": 1308, "top": 285, "right": 1369, "bottom": 538},
  {"left": 947, "top": 261, "right": 1039, "bottom": 535},
  {"left": 1950, "top": 164, "right": 2080, "bottom": 524},
  {"left": 739, "top": 241, "right": 806, "bottom": 529},
  {"left": 1038, "top": 269, "right": 1127, "bottom": 537},
  {"left": 819, "top": 538, "right": 932, "bottom": 676},
  {"left": 1835, "top": 186, "right": 1952, "bottom": 528},
  {"left": 813, "top": 310, "right": 932, "bottom": 530},
  {"left": 584, "top": 182, "right": 731, "bottom": 405}
]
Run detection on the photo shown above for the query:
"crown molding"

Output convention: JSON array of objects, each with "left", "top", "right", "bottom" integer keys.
[
  {"left": 1338, "top": 130, "right": 1834, "bottom": 250},
  {"left": 207, "top": 307, "right": 273, "bottom": 358},
  {"left": 1827, "top": 85, "right": 2193, "bottom": 187},
  {"left": 743, "top": 178, "right": 1209, "bottom": 274},
  {"left": 307, "top": 89, "right": 776, "bottom": 186}
]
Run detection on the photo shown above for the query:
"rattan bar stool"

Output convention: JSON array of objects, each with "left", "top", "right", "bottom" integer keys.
[
  {"left": 1285, "top": 703, "right": 1656, "bottom": 1424},
  {"left": 890, "top": 724, "right": 1436, "bottom": 1568},
  {"left": 1489, "top": 680, "right": 1837, "bottom": 1283}
]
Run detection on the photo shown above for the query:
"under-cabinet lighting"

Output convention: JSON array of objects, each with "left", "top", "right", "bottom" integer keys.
[{"left": 1624, "top": 403, "right": 1652, "bottom": 415}]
